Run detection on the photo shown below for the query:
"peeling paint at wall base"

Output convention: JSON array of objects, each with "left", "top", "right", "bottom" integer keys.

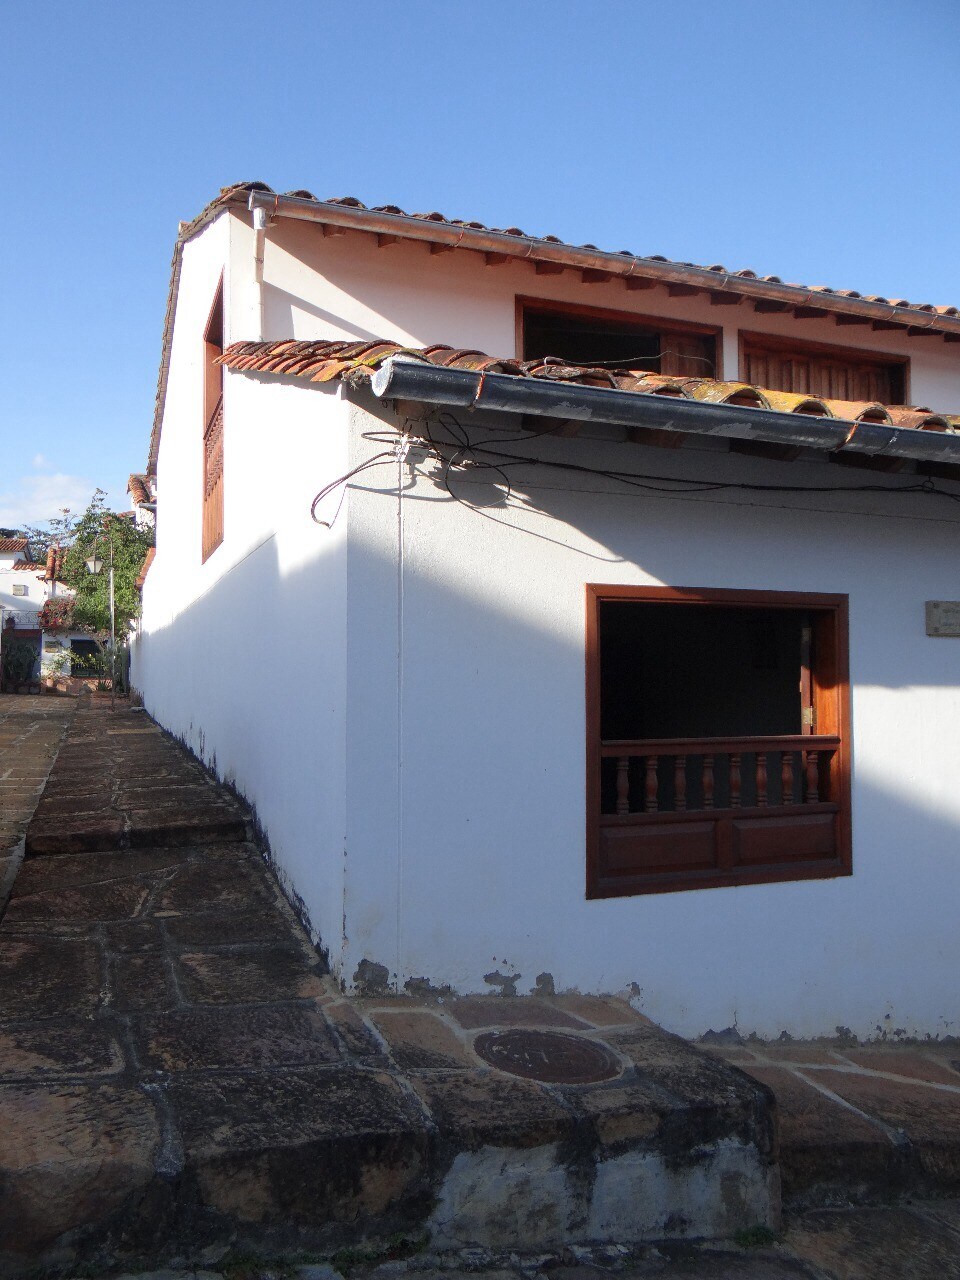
[{"left": 427, "top": 1139, "right": 778, "bottom": 1249}]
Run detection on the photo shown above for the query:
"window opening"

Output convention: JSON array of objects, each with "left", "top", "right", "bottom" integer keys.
[
  {"left": 741, "top": 333, "right": 906, "bottom": 405},
  {"left": 70, "top": 637, "right": 104, "bottom": 678},
  {"left": 587, "top": 587, "right": 850, "bottom": 898},
  {"left": 522, "top": 304, "right": 718, "bottom": 377}
]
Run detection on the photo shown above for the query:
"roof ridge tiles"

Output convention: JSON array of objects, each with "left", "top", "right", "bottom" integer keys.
[{"left": 187, "top": 183, "right": 957, "bottom": 322}]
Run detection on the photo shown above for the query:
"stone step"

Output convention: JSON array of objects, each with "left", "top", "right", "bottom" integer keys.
[
  {"left": 0, "top": 693, "right": 77, "bottom": 921},
  {"left": 704, "top": 1041, "right": 960, "bottom": 1209},
  {"left": 0, "top": 839, "right": 779, "bottom": 1277},
  {"left": 23, "top": 707, "right": 249, "bottom": 856},
  {"left": 25, "top": 806, "right": 248, "bottom": 855},
  {"left": 8, "top": 703, "right": 959, "bottom": 1276}
]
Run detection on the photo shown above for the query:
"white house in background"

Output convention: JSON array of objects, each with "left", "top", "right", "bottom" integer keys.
[
  {"left": 133, "top": 181, "right": 960, "bottom": 1040},
  {"left": 0, "top": 538, "right": 92, "bottom": 678},
  {"left": 0, "top": 538, "right": 41, "bottom": 615}
]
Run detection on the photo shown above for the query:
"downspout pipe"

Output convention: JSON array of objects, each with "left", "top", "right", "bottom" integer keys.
[
  {"left": 251, "top": 204, "right": 268, "bottom": 342},
  {"left": 371, "top": 357, "right": 960, "bottom": 467}
]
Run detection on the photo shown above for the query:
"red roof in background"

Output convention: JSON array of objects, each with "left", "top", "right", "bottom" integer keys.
[
  {"left": 128, "top": 473, "right": 151, "bottom": 505},
  {"left": 44, "top": 545, "right": 68, "bottom": 582},
  {"left": 0, "top": 538, "right": 29, "bottom": 554},
  {"left": 135, "top": 546, "right": 155, "bottom": 591}
]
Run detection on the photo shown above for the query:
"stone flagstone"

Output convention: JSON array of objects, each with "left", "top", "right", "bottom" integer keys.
[{"left": 4, "top": 701, "right": 960, "bottom": 1277}]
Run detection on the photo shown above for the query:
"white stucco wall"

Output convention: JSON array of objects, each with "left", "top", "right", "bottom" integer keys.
[
  {"left": 0, "top": 562, "right": 45, "bottom": 618},
  {"left": 138, "top": 208, "right": 960, "bottom": 1038},
  {"left": 134, "top": 216, "right": 351, "bottom": 955},
  {"left": 229, "top": 214, "right": 960, "bottom": 415},
  {"left": 337, "top": 396, "right": 960, "bottom": 1041},
  {"left": 0, "top": 562, "right": 84, "bottom": 677},
  {"left": 0, "top": 570, "right": 72, "bottom": 614}
]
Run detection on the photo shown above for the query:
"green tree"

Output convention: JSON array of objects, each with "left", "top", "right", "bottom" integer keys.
[
  {"left": 59, "top": 491, "right": 154, "bottom": 637},
  {"left": 23, "top": 508, "right": 79, "bottom": 559}
]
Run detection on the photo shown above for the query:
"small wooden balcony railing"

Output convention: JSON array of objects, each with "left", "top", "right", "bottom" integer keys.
[
  {"left": 595, "top": 734, "right": 845, "bottom": 894},
  {"left": 601, "top": 735, "right": 840, "bottom": 814}
]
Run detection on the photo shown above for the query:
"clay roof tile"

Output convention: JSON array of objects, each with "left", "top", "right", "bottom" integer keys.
[{"left": 219, "top": 338, "right": 960, "bottom": 435}]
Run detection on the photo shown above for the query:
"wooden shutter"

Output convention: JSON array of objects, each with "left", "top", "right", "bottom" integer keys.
[
  {"left": 659, "top": 330, "right": 718, "bottom": 378},
  {"left": 202, "top": 397, "right": 224, "bottom": 561},
  {"left": 202, "top": 281, "right": 224, "bottom": 561},
  {"left": 742, "top": 336, "right": 904, "bottom": 404}
]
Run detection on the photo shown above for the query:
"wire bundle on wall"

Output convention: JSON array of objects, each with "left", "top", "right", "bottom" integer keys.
[{"left": 310, "top": 410, "right": 960, "bottom": 527}]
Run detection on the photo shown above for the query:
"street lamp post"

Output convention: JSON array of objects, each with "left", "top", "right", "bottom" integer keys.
[{"left": 85, "top": 532, "right": 116, "bottom": 710}]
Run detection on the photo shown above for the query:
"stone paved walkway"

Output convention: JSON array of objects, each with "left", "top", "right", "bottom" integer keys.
[
  {"left": 0, "top": 707, "right": 776, "bottom": 1278},
  {"left": 0, "top": 692, "right": 75, "bottom": 902},
  {"left": 703, "top": 1038, "right": 960, "bottom": 1209},
  {"left": 4, "top": 705, "right": 960, "bottom": 1278},
  {"left": 26, "top": 704, "right": 248, "bottom": 855}
]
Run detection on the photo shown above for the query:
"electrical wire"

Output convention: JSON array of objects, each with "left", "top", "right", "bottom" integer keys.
[
  {"left": 535, "top": 349, "right": 716, "bottom": 375},
  {"left": 311, "top": 413, "right": 960, "bottom": 526},
  {"left": 310, "top": 450, "right": 397, "bottom": 523},
  {"left": 419, "top": 415, "right": 960, "bottom": 505}
]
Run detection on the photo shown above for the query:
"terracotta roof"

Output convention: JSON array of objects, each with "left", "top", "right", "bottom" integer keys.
[
  {"left": 0, "top": 538, "right": 28, "bottom": 554},
  {"left": 219, "top": 338, "right": 957, "bottom": 433},
  {"left": 135, "top": 546, "right": 155, "bottom": 591},
  {"left": 44, "top": 545, "right": 67, "bottom": 582},
  {"left": 128, "top": 473, "right": 151, "bottom": 505},
  {"left": 148, "top": 181, "right": 960, "bottom": 473},
  {"left": 2, "top": 562, "right": 45, "bottom": 572}
]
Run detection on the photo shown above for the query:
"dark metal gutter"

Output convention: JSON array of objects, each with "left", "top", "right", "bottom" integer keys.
[{"left": 371, "top": 357, "right": 960, "bottom": 466}]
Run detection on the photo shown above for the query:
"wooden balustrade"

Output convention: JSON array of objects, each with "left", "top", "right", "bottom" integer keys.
[
  {"left": 601, "top": 735, "right": 840, "bottom": 816},
  {"left": 674, "top": 754, "right": 686, "bottom": 811}
]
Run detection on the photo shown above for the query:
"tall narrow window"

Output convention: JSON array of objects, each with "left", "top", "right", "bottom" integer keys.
[{"left": 202, "top": 279, "right": 224, "bottom": 561}]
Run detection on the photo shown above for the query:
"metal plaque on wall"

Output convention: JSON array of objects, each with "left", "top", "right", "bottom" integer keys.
[{"left": 926, "top": 601, "right": 960, "bottom": 637}]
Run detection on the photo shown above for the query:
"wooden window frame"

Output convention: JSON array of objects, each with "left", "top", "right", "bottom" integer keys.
[
  {"left": 516, "top": 296, "right": 724, "bottom": 380},
  {"left": 738, "top": 329, "right": 910, "bottom": 404},
  {"left": 585, "top": 585, "right": 851, "bottom": 899},
  {"left": 202, "top": 276, "right": 225, "bottom": 563}
]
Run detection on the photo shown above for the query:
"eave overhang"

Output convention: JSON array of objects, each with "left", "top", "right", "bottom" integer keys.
[
  {"left": 148, "top": 180, "right": 960, "bottom": 474},
  {"left": 248, "top": 190, "right": 960, "bottom": 341}
]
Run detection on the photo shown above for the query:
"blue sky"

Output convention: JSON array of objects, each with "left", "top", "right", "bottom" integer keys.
[{"left": 1, "top": 0, "right": 958, "bottom": 530}]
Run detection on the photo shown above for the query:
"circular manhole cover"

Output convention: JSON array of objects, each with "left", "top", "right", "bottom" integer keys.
[{"left": 474, "top": 1028, "right": 621, "bottom": 1084}]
